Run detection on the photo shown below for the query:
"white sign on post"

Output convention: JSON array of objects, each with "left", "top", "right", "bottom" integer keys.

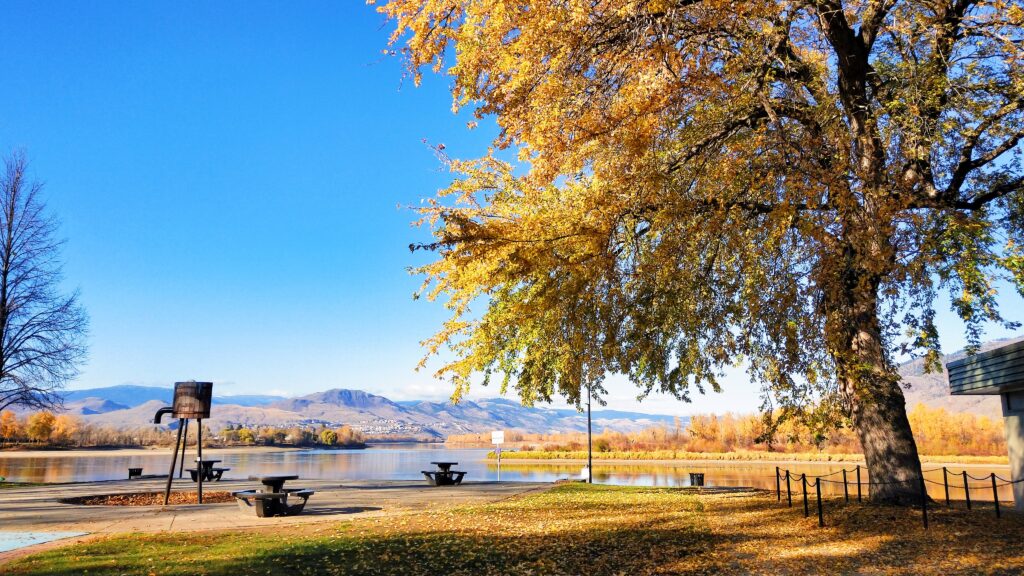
[{"left": 492, "top": 430, "right": 504, "bottom": 481}]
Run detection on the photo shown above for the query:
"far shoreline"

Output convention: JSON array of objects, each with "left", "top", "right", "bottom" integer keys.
[
  {"left": 0, "top": 445, "right": 312, "bottom": 458},
  {"left": 484, "top": 455, "right": 1010, "bottom": 468}
]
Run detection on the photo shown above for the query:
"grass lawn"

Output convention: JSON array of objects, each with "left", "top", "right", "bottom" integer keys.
[
  {"left": 0, "top": 482, "right": 42, "bottom": 490},
  {"left": 5, "top": 484, "right": 1024, "bottom": 575}
]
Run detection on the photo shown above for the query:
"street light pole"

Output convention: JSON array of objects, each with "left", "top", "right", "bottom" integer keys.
[{"left": 587, "top": 381, "right": 593, "bottom": 484}]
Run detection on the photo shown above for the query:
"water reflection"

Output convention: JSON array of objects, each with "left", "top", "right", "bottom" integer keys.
[{"left": 0, "top": 446, "right": 1012, "bottom": 501}]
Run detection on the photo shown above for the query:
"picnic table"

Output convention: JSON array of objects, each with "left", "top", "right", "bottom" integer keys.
[
  {"left": 232, "top": 475, "right": 313, "bottom": 517},
  {"left": 251, "top": 474, "right": 298, "bottom": 493},
  {"left": 185, "top": 459, "right": 230, "bottom": 482},
  {"left": 422, "top": 461, "right": 466, "bottom": 486}
]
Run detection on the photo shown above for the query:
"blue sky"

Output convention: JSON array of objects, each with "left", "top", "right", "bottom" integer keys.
[{"left": 0, "top": 2, "right": 1019, "bottom": 416}]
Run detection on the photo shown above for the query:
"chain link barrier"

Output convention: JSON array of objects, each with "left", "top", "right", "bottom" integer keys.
[{"left": 772, "top": 465, "right": 1023, "bottom": 529}]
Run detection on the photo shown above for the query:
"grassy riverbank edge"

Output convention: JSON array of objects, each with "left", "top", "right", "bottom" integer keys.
[{"left": 482, "top": 450, "right": 1009, "bottom": 466}]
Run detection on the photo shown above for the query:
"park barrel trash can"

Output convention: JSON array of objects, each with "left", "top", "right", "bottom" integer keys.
[{"left": 689, "top": 472, "right": 705, "bottom": 487}]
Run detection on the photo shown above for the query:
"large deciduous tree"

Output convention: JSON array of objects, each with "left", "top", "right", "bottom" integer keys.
[
  {"left": 0, "top": 153, "right": 88, "bottom": 412},
  {"left": 376, "top": 0, "right": 1024, "bottom": 502}
]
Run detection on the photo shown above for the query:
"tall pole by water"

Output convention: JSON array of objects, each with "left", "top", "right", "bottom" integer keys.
[{"left": 587, "top": 381, "right": 593, "bottom": 484}]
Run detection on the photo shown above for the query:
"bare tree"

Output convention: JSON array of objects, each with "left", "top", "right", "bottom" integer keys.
[{"left": 0, "top": 152, "right": 87, "bottom": 412}]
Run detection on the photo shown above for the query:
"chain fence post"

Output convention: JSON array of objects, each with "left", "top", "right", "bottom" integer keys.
[
  {"left": 802, "top": 474, "right": 809, "bottom": 518},
  {"left": 843, "top": 469, "right": 849, "bottom": 503},
  {"left": 943, "top": 467, "right": 949, "bottom": 507},
  {"left": 786, "top": 471, "right": 792, "bottom": 507},
  {"left": 919, "top": 473, "right": 929, "bottom": 530},
  {"left": 963, "top": 471, "right": 971, "bottom": 510},
  {"left": 816, "top": 478, "right": 824, "bottom": 527},
  {"left": 856, "top": 465, "right": 862, "bottom": 502},
  {"left": 776, "top": 466, "right": 781, "bottom": 502},
  {"left": 991, "top": 473, "right": 1000, "bottom": 519}
]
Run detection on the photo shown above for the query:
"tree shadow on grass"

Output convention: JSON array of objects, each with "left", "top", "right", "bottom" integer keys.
[
  {"left": 691, "top": 491, "right": 1024, "bottom": 575},
  {"left": 299, "top": 506, "right": 382, "bottom": 516}
]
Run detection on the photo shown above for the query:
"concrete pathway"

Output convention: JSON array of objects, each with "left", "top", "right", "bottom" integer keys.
[{"left": 0, "top": 477, "right": 550, "bottom": 561}]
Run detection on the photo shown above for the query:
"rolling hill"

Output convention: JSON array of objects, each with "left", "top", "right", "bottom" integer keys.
[
  {"left": 54, "top": 335, "right": 1018, "bottom": 438},
  {"left": 55, "top": 385, "right": 682, "bottom": 438},
  {"left": 900, "top": 337, "right": 1024, "bottom": 419}
]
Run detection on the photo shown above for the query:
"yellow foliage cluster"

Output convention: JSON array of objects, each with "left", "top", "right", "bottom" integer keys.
[
  {"left": 376, "top": 0, "right": 1024, "bottom": 493},
  {"left": 220, "top": 424, "right": 364, "bottom": 447},
  {"left": 0, "top": 411, "right": 81, "bottom": 445}
]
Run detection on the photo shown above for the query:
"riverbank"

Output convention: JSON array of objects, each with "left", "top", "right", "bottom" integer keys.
[
  {"left": 487, "top": 450, "right": 1009, "bottom": 466},
  {"left": 5, "top": 483, "right": 1022, "bottom": 575}
]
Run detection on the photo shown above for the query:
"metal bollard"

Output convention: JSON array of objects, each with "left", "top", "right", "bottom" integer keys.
[
  {"left": 842, "top": 469, "right": 849, "bottom": 503},
  {"left": 786, "top": 471, "right": 792, "bottom": 507}
]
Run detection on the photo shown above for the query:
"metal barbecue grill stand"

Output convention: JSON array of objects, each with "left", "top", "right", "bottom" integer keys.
[{"left": 153, "top": 381, "right": 213, "bottom": 505}]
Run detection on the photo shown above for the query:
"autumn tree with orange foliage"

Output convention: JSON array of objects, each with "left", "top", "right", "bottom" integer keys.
[
  {"left": 377, "top": 0, "right": 1024, "bottom": 503},
  {"left": 453, "top": 404, "right": 1006, "bottom": 457}
]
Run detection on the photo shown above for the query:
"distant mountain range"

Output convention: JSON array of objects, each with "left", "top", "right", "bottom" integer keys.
[
  {"left": 56, "top": 385, "right": 681, "bottom": 439},
  {"left": 47, "top": 336, "right": 1023, "bottom": 437}
]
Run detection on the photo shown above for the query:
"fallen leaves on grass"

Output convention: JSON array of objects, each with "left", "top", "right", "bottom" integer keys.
[{"left": 11, "top": 485, "right": 1024, "bottom": 575}]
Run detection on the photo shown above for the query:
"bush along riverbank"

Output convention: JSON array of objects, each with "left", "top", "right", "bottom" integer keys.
[{"left": 487, "top": 450, "right": 1008, "bottom": 465}]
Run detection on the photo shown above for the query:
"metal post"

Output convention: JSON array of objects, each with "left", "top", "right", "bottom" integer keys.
[
  {"left": 963, "top": 471, "right": 971, "bottom": 510},
  {"left": 992, "top": 473, "right": 1000, "bottom": 519},
  {"left": 919, "top": 473, "right": 928, "bottom": 530},
  {"left": 178, "top": 419, "right": 189, "bottom": 479},
  {"left": 943, "top": 467, "right": 949, "bottom": 506},
  {"left": 163, "top": 418, "right": 184, "bottom": 505},
  {"left": 786, "top": 471, "right": 792, "bottom": 507},
  {"left": 856, "top": 465, "right": 862, "bottom": 502},
  {"left": 497, "top": 446, "right": 501, "bottom": 482},
  {"left": 586, "top": 382, "right": 592, "bottom": 484},
  {"left": 842, "top": 469, "right": 849, "bottom": 503},
  {"left": 802, "top": 474, "right": 809, "bottom": 517},
  {"left": 776, "top": 467, "right": 781, "bottom": 501},
  {"left": 197, "top": 419, "right": 203, "bottom": 504},
  {"left": 816, "top": 478, "right": 824, "bottom": 527}
]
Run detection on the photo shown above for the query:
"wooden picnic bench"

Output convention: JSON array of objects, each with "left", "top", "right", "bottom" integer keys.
[
  {"left": 422, "top": 461, "right": 466, "bottom": 486},
  {"left": 232, "top": 475, "right": 314, "bottom": 517}
]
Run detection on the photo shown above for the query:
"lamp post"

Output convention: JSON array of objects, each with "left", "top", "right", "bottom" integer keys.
[{"left": 586, "top": 381, "right": 592, "bottom": 484}]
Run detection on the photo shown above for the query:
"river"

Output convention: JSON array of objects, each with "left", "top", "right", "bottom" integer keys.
[{"left": 0, "top": 444, "right": 1013, "bottom": 501}]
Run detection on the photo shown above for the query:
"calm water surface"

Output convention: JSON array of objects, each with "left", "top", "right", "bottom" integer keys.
[{"left": 0, "top": 444, "right": 1012, "bottom": 501}]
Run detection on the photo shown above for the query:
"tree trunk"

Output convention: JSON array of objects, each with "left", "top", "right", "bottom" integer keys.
[{"left": 832, "top": 272, "right": 925, "bottom": 504}]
